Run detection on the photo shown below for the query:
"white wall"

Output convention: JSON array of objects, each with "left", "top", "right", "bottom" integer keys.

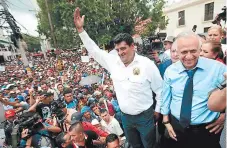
[{"left": 161, "top": 0, "right": 226, "bottom": 36}]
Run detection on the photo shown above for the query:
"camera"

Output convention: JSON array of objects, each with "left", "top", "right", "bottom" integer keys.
[
  {"left": 11, "top": 112, "right": 43, "bottom": 145},
  {"left": 17, "top": 112, "right": 43, "bottom": 132},
  {"left": 143, "top": 37, "right": 163, "bottom": 52},
  {"left": 50, "top": 97, "right": 66, "bottom": 121}
]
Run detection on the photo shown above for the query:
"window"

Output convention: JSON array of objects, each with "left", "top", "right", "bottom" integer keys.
[
  {"left": 204, "top": 2, "right": 214, "bottom": 21},
  {"left": 204, "top": 27, "right": 210, "bottom": 33},
  {"left": 178, "top": 10, "right": 185, "bottom": 26}
]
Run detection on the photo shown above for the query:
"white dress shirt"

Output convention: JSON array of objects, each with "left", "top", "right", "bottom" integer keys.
[
  {"left": 79, "top": 31, "right": 163, "bottom": 115},
  {"left": 100, "top": 117, "right": 123, "bottom": 136}
]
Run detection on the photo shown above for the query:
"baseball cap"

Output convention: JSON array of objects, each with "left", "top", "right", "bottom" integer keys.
[
  {"left": 94, "top": 91, "right": 101, "bottom": 96},
  {"left": 41, "top": 91, "right": 54, "bottom": 97},
  {"left": 9, "top": 90, "right": 15, "bottom": 94},
  {"left": 91, "top": 119, "right": 99, "bottom": 126},
  {"left": 16, "top": 95, "right": 25, "bottom": 102},
  {"left": 5, "top": 109, "right": 16, "bottom": 119},
  {"left": 164, "top": 36, "right": 175, "bottom": 43},
  {"left": 71, "top": 112, "right": 82, "bottom": 124}
]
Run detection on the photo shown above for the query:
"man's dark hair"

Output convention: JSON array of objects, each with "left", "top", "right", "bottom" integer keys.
[
  {"left": 112, "top": 92, "right": 116, "bottom": 98},
  {"left": 55, "top": 132, "right": 66, "bottom": 148},
  {"left": 63, "top": 88, "right": 72, "bottom": 96},
  {"left": 100, "top": 108, "right": 108, "bottom": 114},
  {"left": 106, "top": 133, "right": 119, "bottom": 145},
  {"left": 57, "top": 83, "right": 63, "bottom": 88},
  {"left": 41, "top": 82, "right": 47, "bottom": 86},
  {"left": 69, "top": 121, "right": 83, "bottom": 132},
  {"left": 113, "top": 33, "right": 134, "bottom": 46}
]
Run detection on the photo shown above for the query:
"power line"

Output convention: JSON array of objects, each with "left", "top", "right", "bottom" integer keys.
[
  {"left": 3, "top": 0, "right": 38, "bottom": 38},
  {"left": 18, "top": 0, "right": 32, "bottom": 9},
  {"left": 0, "top": 0, "right": 29, "bottom": 66},
  {"left": 28, "top": 0, "right": 36, "bottom": 9},
  {"left": 4, "top": 0, "right": 25, "bottom": 9}
]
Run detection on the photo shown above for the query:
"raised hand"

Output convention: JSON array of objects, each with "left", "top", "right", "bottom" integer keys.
[{"left": 74, "top": 7, "right": 85, "bottom": 33}]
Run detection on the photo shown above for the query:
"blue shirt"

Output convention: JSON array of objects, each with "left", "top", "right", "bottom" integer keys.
[
  {"left": 111, "top": 99, "right": 120, "bottom": 112},
  {"left": 161, "top": 57, "right": 226, "bottom": 125},
  {"left": 158, "top": 59, "right": 172, "bottom": 78},
  {"left": 65, "top": 99, "right": 78, "bottom": 109}
]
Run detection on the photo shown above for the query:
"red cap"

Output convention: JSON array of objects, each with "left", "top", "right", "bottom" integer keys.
[{"left": 5, "top": 109, "right": 16, "bottom": 119}]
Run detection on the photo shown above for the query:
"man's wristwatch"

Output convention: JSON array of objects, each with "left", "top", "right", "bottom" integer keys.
[{"left": 162, "top": 121, "right": 170, "bottom": 125}]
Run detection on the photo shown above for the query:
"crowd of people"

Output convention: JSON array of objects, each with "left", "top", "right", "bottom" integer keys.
[{"left": 0, "top": 7, "right": 226, "bottom": 148}]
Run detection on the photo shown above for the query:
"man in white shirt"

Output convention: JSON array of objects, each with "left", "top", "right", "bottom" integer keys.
[
  {"left": 74, "top": 7, "right": 163, "bottom": 148},
  {"left": 100, "top": 108, "right": 123, "bottom": 136}
]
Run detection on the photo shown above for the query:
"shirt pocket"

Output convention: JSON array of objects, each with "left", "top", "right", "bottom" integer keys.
[
  {"left": 128, "top": 76, "right": 145, "bottom": 93},
  {"left": 111, "top": 75, "right": 126, "bottom": 89},
  {"left": 111, "top": 74, "right": 126, "bottom": 83}
]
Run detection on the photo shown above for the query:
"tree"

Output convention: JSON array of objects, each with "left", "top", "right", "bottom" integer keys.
[
  {"left": 142, "top": 0, "right": 169, "bottom": 36},
  {"left": 22, "top": 34, "right": 41, "bottom": 52},
  {"left": 36, "top": 0, "right": 167, "bottom": 48}
]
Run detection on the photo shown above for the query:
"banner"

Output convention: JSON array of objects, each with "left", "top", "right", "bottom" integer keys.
[
  {"left": 81, "top": 56, "right": 89, "bottom": 62},
  {"left": 0, "top": 66, "right": 5, "bottom": 71}
]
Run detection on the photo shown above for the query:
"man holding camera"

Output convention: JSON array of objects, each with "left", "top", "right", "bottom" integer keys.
[
  {"left": 28, "top": 91, "right": 53, "bottom": 120},
  {"left": 74, "top": 8, "right": 163, "bottom": 148},
  {"left": 148, "top": 36, "right": 174, "bottom": 65},
  {"left": 19, "top": 112, "right": 61, "bottom": 148}
]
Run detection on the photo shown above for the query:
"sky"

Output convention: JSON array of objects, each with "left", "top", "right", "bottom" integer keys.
[
  {"left": 3, "top": 0, "right": 40, "bottom": 36},
  {"left": 2, "top": 0, "right": 183, "bottom": 37}
]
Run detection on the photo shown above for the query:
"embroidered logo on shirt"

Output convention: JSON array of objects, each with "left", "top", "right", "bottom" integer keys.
[{"left": 133, "top": 67, "right": 140, "bottom": 75}]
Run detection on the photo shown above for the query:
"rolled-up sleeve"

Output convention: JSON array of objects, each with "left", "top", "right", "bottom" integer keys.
[
  {"left": 79, "top": 31, "right": 116, "bottom": 72},
  {"left": 161, "top": 69, "right": 172, "bottom": 115}
]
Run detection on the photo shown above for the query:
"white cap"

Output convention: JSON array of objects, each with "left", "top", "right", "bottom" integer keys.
[
  {"left": 91, "top": 119, "right": 99, "bottom": 125},
  {"left": 94, "top": 91, "right": 101, "bottom": 96}
]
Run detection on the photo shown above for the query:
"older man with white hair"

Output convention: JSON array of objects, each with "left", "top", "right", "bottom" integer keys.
[{"left": 161, "top": 31, "right": 226, "bottom": 148}]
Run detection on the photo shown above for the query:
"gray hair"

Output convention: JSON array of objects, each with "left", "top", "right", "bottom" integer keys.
[{"left": 175, "top": 31, "right": 202, "bottom": 51}]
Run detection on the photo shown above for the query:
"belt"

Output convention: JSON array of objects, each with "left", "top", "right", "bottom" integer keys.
[
  {"left": 170, "top": 114, "right": 213, "bottom": 129},
  {"left": 122, "top": 105, "right": 153, "bottom": 116},
  {"left": 188, "top": 122, "right": 211, "bottom": 128}
]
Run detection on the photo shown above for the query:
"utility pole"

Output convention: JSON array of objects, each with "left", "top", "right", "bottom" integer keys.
[
  {"left": 0, "top": 0, "right": 29, "bottom": 67},
  {"left": 44, "top": 0, "right": 57, "bottom": 49},
  {"left": 29, "top": 9, "right": 47, "bottom": 60}
]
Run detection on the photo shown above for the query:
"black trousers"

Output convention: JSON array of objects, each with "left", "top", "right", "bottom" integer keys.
[{"left": 167, "top": 115, "right": 221, "bottom": 148}]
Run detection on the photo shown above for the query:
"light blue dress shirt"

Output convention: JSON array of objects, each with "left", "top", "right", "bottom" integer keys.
[{"left": 161, "top": 57, "right": 226, "bottom": 125}]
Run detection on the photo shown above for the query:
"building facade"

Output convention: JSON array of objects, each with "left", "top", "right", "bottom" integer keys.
[{"left": 160, "top": 0, "right": 226, "bottom": 36}]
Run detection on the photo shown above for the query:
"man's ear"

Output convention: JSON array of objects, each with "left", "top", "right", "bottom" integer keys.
[{"left": 130, "top": 43, "right": 135, "bottom": 50}]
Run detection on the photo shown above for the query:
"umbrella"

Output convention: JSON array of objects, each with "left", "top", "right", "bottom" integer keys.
[{"left": 79, "top": 75, "right": 101, "bottom": 86}]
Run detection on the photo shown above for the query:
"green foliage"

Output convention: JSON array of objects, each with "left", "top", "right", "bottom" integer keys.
[
  {"left": 36, "top": 0, "right": 167, "bottom": 48},
  {"left": 22, "top": 34, "right": 41, "bottom": 52},
  {"left": 142, "top": 0, "right": 169, "bottom": 36}
]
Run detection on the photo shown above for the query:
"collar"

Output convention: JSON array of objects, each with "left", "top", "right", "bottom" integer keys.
[
  {"left": 116, "top": 53, "right": 140, "bottom": 66},
  {"left": 73, "top": 134, "right": 88, "bottom": 148},
  {"left": 177, "top": 57, "right": 205, "bottom": 74}
]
